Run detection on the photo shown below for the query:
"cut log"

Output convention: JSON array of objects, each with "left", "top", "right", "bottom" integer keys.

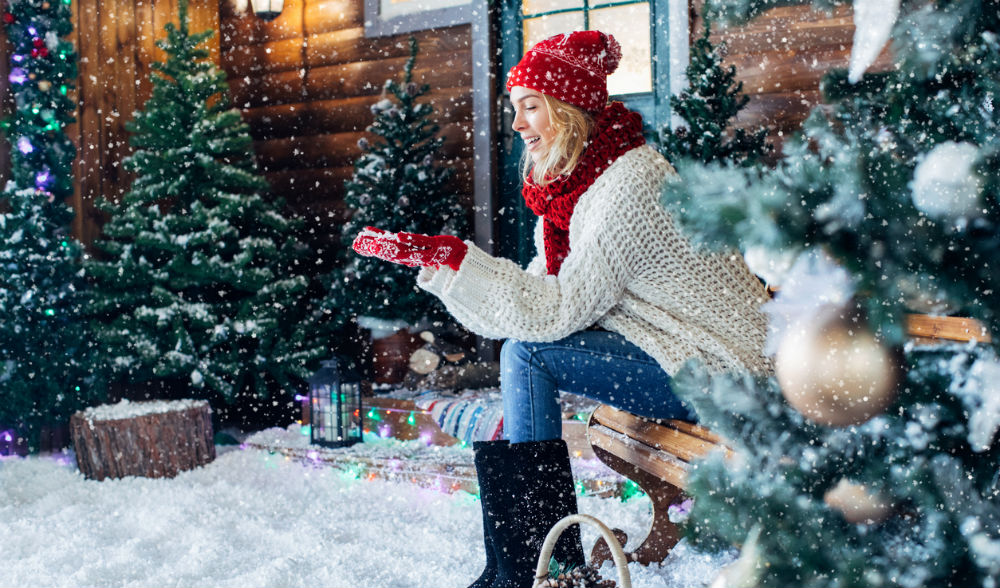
[{"left": 70, "top": 399, "right": 215, "bottom": 481}]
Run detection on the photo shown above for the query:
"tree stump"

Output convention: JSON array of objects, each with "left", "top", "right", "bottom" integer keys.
[{"left": 70, "top": 399, "right": 215, "bottom": 480}]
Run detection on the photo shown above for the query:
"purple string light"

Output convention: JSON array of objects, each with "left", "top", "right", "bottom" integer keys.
[
  {"left": 35, "top": 170, "right": 50, "bottom": 188},
  {"left": 9, "top": 67, "right": 27, "bottom": 84},
  {"left": 17, "top": 136, "right": 33, "bottom": 154}
]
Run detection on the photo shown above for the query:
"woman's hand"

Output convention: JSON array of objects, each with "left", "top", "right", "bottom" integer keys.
[{"left": 352, "top": 227, "right": 467, "bottom": 271}]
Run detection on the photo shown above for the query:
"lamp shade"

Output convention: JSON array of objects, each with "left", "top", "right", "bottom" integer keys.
[{"left": 250, "top": 0, "right": 283, "bottom": 21}]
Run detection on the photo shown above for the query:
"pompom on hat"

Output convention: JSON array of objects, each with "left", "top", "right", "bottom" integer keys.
[{"left": 506, "top": 30, "right": 622, "bottom": 113}]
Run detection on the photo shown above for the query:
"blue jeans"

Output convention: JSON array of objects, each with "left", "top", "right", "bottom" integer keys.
[{"left": 500, "top": 330, "right": 697, "bottom": 443}]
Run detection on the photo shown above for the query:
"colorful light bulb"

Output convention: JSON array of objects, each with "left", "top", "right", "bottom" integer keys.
[
  {"left": 17, "top": 137, "right": 33, "bottom": 154},
  {"left": 9, "top": 68, "right": 27, "bottom": 84}
]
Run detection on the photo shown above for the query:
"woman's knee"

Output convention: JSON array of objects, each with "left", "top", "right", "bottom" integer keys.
[{"left": 500, "top": 339, "right": 533, "bottom": 373}]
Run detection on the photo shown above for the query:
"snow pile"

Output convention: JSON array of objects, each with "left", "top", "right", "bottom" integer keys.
[
  {"left": 80, "top": 399, "right": 209, "bottom": 423},
  {"left": 1, "top": 442, "right": 734, "bottom": 587}
]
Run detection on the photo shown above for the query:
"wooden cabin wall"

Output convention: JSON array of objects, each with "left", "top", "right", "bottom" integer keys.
[
  {"left": 68, "top": 0, "right": 220, "bottom": 246},
  {"left": 693, "top": 1, "right": 892, "bottom": 153},
  {"left": 218, "top": 0, "right": 474, "bottom": 251},
  {"left": 64, "top": 0, "right": 473, "bottom": 251}
]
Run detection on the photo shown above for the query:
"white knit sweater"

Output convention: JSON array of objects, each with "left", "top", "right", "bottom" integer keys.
[{"left": 417, "top": 145, "right": 773, "bottom": 375}]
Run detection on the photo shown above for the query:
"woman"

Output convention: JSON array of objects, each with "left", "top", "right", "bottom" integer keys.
[{"left": 353, "top": 30, "right": 771, "bottom": 587}]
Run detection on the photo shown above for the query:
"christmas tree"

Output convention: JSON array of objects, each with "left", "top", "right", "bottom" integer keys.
[
  {"left": 660, "top": 0, "right": 1000, "bottom": 585},
  {"left": 338, "top": 37, "right": 466, "bottom": 326},
  {"left": 87, "top": 0, "right": 326, "bottom": 409},
  {"left": 0, "top": 0, "right": 100, "bottom": 451},
  {"left": 658, "top": 19, "right": 770, "bottom": 167}
]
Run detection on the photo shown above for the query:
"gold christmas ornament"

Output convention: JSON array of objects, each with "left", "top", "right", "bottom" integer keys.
[
  {"left": 42, "top": 1, "right": 50, "bottom": 8},
  {"left": 823, "top": 479, "right": 893, "bottom": 524},
  {"left": 775, "top": 308, "right": 899, "bottom": 427},
  {"left": 37, "top": 80, "right": 51, "bottom": 92}
]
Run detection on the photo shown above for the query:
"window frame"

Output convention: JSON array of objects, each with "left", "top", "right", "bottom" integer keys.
[{"left": 363, "top": 0, "right": 474, "bottom": 38}]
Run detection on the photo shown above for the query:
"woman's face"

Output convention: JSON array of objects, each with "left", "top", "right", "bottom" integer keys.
[{"left": 510, "top": 86, "right": 556, "bottom": 164}]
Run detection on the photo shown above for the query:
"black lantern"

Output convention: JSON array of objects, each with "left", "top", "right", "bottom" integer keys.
[
  {"left": 250, "top": 0, "right": 284, "bottom": 21},
  {"left": 308, "top": 357, "right": 364, "bottom": 447}
]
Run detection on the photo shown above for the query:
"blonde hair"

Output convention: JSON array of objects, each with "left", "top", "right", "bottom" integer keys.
[{"left": 522, "top": 95, "right": 595, "bottom": 185}]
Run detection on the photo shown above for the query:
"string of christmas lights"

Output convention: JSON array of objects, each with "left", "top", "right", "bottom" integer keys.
[
  {"left": 0, "top": 0, "right": 97, "bottom": 453},
  {"left": 2, "top": 0, "right": 77, "bottom": 197}
]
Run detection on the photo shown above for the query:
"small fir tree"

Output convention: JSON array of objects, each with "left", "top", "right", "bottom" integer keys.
[
  {"left": 661, "top": 0, "right": 1000, "bottom": 586},
  {"left": 87, "top": 0, "right": 325, "bottom": 404},
  {"left": 658, "top": 20, "right": 770, "bottom": 167},
  {"left": 338, "top": 37, "right": 467, "bottom": 325},
  {"left": 0, "top": 0, "right": 100, "bottom": 450}
]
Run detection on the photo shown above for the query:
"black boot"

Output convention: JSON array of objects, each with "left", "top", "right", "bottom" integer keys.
[
  {"left": 468, "top": 440, "right": 508, "bottom": 588},
  {"left": 470, "top": 439, "right": 585, "bottom": 588}
]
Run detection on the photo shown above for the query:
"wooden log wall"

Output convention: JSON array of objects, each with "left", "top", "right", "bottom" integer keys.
[
  {"left": 68, "top": 0, "right": 220, "bottom": 247},
  {"left": 62, "top": 0, "right": 473, "bottom": 249},
  {"left": 218, "top": 0, "right": 474, "bottom": 241},
  {"left": 693, "top": 1, "right": 893, "bottom": 152}
]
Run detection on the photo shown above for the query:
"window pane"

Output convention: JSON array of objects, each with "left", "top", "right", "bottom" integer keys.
[
  {"left": 590, "top": 3, "right": 651, "bottom": 95},
  {"left": 522, "top": 12, "right": 585, "bottom": 53},
  {"left": 522, "top": 0, "right": 581, "bottom": 16}
]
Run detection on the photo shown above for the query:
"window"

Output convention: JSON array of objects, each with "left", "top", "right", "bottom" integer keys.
[{"left": 521, "top": 0, "right": 653, "bottom": 96}]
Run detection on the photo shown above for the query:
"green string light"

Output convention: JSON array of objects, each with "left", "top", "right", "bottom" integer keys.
[
  {"left": 407, "top": 411, "right": 416, "bottom": 426},
  {"left": 44, "top": 309, "right": 55, "bottom": 316},
  {"left": 59, "top": 85, "right": 68, "bottom": 95},
  {"left": 620, "top": 479, "right": 645, "bottom": 502}
]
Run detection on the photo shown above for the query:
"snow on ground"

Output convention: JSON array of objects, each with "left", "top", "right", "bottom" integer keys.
[{"left": 1, "top": 436, "right": 734, "bottom": 588}]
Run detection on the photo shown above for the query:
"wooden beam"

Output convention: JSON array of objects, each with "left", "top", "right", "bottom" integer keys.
[{"left": 905, "top": 314, "right": 992, "bottom": 343}]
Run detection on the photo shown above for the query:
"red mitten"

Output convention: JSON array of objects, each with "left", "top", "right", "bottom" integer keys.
[
  {"left": 352, "top": 227, "right": 467, "bottom": 271},
  {"left": 397, "top": 231, "right": 468, "bottom": 271}
]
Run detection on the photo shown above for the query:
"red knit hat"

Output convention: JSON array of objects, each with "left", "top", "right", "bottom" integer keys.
[{"left": 506, "top": 30, "right": 622, "bottom": 114}]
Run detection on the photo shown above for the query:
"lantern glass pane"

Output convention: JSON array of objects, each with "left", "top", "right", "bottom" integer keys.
[
  {"left": 341, "top": 382, "right": 360, "bottom": 439},
  {"left": 313, "top": 383, "right": 335, "bottom": 442}
]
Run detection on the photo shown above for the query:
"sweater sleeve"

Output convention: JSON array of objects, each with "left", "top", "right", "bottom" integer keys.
[
  {"left": 416, "top": 162, "right": 651, "bottom": 342},
  {"left": 524, "top": 217, "right": 547, "bottom": 277}
]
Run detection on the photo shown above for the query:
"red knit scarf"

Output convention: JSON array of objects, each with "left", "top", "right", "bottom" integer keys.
[{"left": 522, "top": 102, "right": 645, "bottom": 275}]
